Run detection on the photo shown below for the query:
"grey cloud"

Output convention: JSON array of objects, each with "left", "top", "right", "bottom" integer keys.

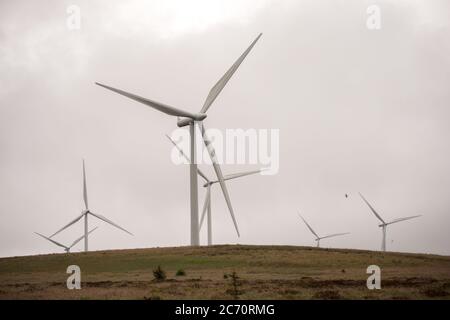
[{"left": 0, "top": 0, "right": 449, "bottom": 257}]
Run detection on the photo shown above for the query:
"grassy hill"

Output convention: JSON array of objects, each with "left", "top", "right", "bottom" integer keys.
[{"left": 0, "top": 245, "right": 449, "bottom": 299}]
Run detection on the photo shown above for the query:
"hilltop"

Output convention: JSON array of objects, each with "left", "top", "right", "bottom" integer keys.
[{"left": 0, "top": 245, "right": 449, "bottom": 299}]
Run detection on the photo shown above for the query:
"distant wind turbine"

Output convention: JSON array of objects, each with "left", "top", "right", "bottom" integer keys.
[
  {"left": 359, "top": 192, "right": 421, "bottom": 252},
  {"left": 35, "top": 227, "right": 98, "bottom": 253},
  {"left": 96, "top": 34, "right": 262, "bottom": 246},
  {"left": 298, "top": 213, "right": 350, "bottom": 248},
  {"left": 166, "top": 134, "right": 262, "bottom": 245},
  {"left": 49, "top": 160, "right": 133, "bottom": 252}
]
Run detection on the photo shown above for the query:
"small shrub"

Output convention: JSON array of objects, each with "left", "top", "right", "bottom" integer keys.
[
  {"left": 225, "top": 271, "right": 242, "bottom": 299},
  {"left": 153, "top": 265, "right": 166, "bottom": 281},
  {"left": 176, "top": 269, "right": 186, "bottom": 276}
]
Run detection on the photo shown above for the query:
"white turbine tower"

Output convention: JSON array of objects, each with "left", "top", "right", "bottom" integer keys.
[
  {"left": 359, "top": 193, "right": 421, "bottom": 252},
  {"left": 35, "top": 227, "right": 98, "bottom": 253},
  {"left": 49, "top": 160, "right": 133, "bottom": 252},
  {"left": 298, "top": 213, "right": 350, "bottom": 248},
  {"left": 96, "top": 34, "right": 262, "bottom": 246},
  {"left": 167, "top": 134, "right": 262, "bottom": 245}
]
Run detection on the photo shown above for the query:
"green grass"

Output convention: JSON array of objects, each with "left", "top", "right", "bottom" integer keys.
[{"left": 0, "top": 245, "right": 449, "bottom": 299}]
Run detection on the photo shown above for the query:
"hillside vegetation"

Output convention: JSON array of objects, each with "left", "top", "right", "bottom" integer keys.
[{"left": 0, "top": 245, "right": 449, "bottom": 299}]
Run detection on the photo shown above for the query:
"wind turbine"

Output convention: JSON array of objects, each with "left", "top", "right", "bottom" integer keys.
[
  {"left": 35, "top": 227, "right": 98, "bottom": 253},
  {"left": 298, "top": 213, "right": 350, "bottom": 248},
  {"left": 359, "top": 193, "right": 421, "bottom": 252},
  {"left": 96, "top": 33, "right": 262, "bottom": 246},
  {"left": 49, "top": 160, "right": 133, "bottom": 252},
  {"left": 167, "top": 134, "right": 262, "bottom": 245}
]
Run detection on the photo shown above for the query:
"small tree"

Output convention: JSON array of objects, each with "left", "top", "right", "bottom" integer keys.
[{"left": 153, "top": 265, "right": 166, "bottom": 281}]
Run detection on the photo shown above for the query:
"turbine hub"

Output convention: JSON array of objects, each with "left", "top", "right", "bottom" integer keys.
[
  {"left": 195, "top": 113, "right": 207, "bottom": 121},
  {"left": 177, "top": 114, "right": 207, "bottom": 127}
]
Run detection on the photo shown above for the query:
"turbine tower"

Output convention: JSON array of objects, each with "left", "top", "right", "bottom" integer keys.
[
  {"left": 298, "top": 213, "right": 349, "bottom": 248},
  {"left": 167, "top": 134, "right": 262, "bottom": 245},
  {"left": 50, "top": 160, "right": 133, "bottom": 251},
  {"left": 96, "top": 34, "right": 262, "bottom": 246},
  {"left": 35, "top": 227, "right": 98, "bottom": 253},
  {"left": 359, "top": 193, "right": 421, "bottom": 252}
]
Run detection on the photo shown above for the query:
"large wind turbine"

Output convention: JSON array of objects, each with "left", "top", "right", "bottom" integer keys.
[
  {"left": 167, "top": 134, "right": 262, "bottom": 245},
  {"left": 49, "top": 160, "right": 133, "bottom": 252},
  {"left": 35, "top": 227, "right": 98, "bottom": 253},
  {"left": 96, "top": 34, "right": 262, "bottom": 246},
  {"left": 359, "top": 193, "right": 421, "bottom": 252},
  {"left": 298, "top": 214, "right": 350, "bottom": 248}
]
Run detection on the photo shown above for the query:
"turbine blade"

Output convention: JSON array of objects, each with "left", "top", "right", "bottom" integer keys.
[
  {"left": 89, "top": 212, "right": 133, "bottom": 236},
  {"left": 199, "top": 187, "right": 211, "bottom": 230},
  {"left": 35, "top": 232, "right": 68, "bottom": 250},
  {"left": 320, "top": 232, "right": 350, "bottom": 240},
  {"left": 297, "top": 213, "right": 319, "bottom": 239},
  {"left": 69, "top": 227, "right": 99, "bottom": 248},
  {"left": 387, "top": 215, "right": 421, "bottom": 225},
  {"left": 199, "top": 123, "right": 240, "bottom": 237},
  {"left": 200, "top": 33, "right": 262, "bottom": 114},
  {"left": 82, "top": 159, "right": 88, "bottom": 210},
  {"left": 49, "top": 212, "right": 85, "bottom": 238},
  {"left": 359, "top": 193, "right": 385, "bottom": 224},
  {"left": 165, "top": 134, "right": 209, "bottom": 182},
  {"left": 96, "top": 82, "right": 199, "bottom": 119},
  {"left": 222, "top": 169, "right": 262, "bottom": 182}
]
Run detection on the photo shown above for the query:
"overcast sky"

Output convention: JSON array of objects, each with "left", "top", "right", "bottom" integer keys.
[{"left": 1, "top": 0, "right": 449, "bottom": 257}]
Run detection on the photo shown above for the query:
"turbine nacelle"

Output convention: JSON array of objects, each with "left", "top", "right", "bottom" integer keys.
[
  {"left": 176, "top": 114, "right": 207, "bottom": 127},
  {"left": 203, "top": 181, "right": 214, "bottom": 188}
]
